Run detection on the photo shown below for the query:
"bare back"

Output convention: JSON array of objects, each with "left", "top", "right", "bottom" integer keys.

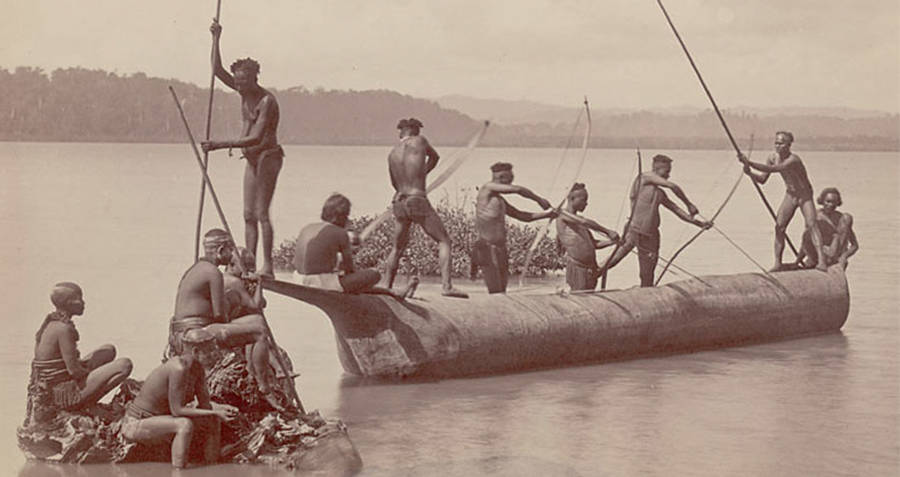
[
  {"left": 174, "top": 260, "right": 223, "bottom": 320},
  {"left": 293, "top": 222, "right": 348, "bottom": 274},
  {"left": 33, "top": 321, "right": 76, "bottom": 361},
  {"left": 388, "top": 135, "right": 433, "bottom": 195},
  {"left": 475, "top": 186, "right": 509, "bottom": 244},
  {"left": 132, "top": 359, "right": 203, "bottom": 416}
]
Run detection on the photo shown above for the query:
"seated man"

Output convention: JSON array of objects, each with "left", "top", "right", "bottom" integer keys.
[
  {"left": 122, "top": 328, "right": 238, "bottom": 469},
  {"left": 795, "top": 187, "right": 859, "bottom": 270},
  {"left": 293, "top": 193, "right": 417, "bottom": 298},
  {"left": 26, "top": 282, "right": 133, "bottom": 424},
  {"left": 169, "top": 229, "right": 280, "bottom": 408}
]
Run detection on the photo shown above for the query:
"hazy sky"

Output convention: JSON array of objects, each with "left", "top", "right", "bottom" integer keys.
[{"left": 2, "top": 0, "right": 898, "bottom": 112}]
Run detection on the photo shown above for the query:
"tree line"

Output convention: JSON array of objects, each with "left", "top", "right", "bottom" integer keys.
[{"left": 1, "top": 67, "right": 897, "bottom": 151}]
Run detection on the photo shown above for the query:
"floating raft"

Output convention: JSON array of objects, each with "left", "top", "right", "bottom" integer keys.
[{"left": 264, "top": 266, "right": 849, "bottom": 378}]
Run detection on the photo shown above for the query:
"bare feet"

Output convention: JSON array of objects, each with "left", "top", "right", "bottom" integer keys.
[
  {"left": 769, "top": 263, "right": 783, "bottom": 272},
  {"left": 402, "top": 277, "right": 420, "bottom": 299},
  {"left": 441, "top": 287, "right": 469, "bottom": 299},
  {"left": 815, "top": 261, "right": 828, "bottom": 271}
]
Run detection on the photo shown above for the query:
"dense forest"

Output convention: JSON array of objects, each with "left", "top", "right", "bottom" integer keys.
[{"left": 1, "top": 67, "right": 897, "bottom": 151}]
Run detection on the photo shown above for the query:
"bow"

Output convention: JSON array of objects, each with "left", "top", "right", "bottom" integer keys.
[
  {"left": 359, "top": 120, "right": 490, "bottom": 242},
  {"left": 654, "top": 134, "right": 755, "bottom": 285},
  {"left": 519, "top": 97, "right": 592, "bottom": 285}
]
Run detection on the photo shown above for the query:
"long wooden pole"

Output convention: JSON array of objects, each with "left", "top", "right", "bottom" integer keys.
[
  {"left": 194, "top": 0, "right": 224, "bottom": 261},
  {"left": 171, "top": 85, "right": 306, "bottom": 413},
  {"left": 655, "top": 0, "right": 798, "bottom": 257},
  {"left": 170, "top": 86, "right": 240, "bottom": 261}
]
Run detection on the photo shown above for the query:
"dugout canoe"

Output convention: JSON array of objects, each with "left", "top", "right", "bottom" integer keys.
[{"left": 263, "top": 266, "right": 849, "bottom": 378}]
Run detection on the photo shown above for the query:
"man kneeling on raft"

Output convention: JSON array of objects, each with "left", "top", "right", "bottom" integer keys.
[
  {"left": 293, "top": 193, "right": 417, "bottom": 299},
  {"left": 123, "top": 328, "right": 238, "bottom": 469},
  {"left": 26, "top": 282, "right": 133, "bottom": 425},
  {"left": 169, "top": 229, "right": 283, "bottom": 410}
]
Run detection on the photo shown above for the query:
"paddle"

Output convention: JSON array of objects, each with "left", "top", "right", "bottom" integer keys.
[
  {"left": 655, "top": 0, "right": 799, "bottom": 258},
  {"left": 194, "top": 0, "right": 224, "bottom": 262},
  {"left": 359, "top": 120, "right": 490, "bottom": 242}
]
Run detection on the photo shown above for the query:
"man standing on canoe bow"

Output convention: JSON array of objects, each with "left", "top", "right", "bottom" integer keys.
[
  {"left": 201, "top": 20, "right": 284, "bottom": 279},
  {"left": 599, "top": 154, "right": 711, "bottom": 287},
  {"left": 472, "top": 162, "right": 555, "bottom": 293},
  {"left": 556, "top": 183, "right": 620, "bottom": 291},
  {"left": 739, "top": 131, "right": 827, "bottom": 271},
  {"left": 385, "top": 118, "right": 467, "bottom": 298}
]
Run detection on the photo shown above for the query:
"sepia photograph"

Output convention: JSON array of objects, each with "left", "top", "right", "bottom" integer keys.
[{"left": 1, "top": 1, "right": 897, "bottom": 475}]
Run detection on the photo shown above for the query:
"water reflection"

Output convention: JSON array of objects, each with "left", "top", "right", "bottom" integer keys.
[{"left": 335, "top": 333, "right": 855, "bottom": 476}]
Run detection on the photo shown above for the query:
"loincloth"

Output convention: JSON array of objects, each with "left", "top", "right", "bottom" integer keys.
[
  {"left": 24, "top": 358, "right": 82, "bottom": 424},
  {"left": 565, "top": 256, "right": 599, "bottom": 291},
  {"left": 244, "top": 145, "right": 285, "bottom": 167},
  {"left": 626, "top": 228, "right": 660, "bottom": 255},
  {"left": 392, "top": 193, "right": 434, "bottom": 223},
  {"left": 471, "top": 239, "right": 508, "bottom": 272},
  {"left": 165, "top": 316, "right": 214, "bottom": 360},
  {"left": 293, "top": 271, "right": 344, "bottom": 292}
]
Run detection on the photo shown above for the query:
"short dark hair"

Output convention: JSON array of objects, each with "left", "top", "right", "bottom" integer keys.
[
  {"left": 490, "top": 162, "right": 513, "bottom": 173},
  {"left": 321, "top": 193, "right": 351, "bottom": 223},
  {"left": 652, "top": 154, "right": 673, "bottom": 165},
  {"left": 51, "top": 282, "right": 81, "bottom": 308},
  {"left": 776, "top": 131, "right": 794, "bottom": 143},
  {"left": 817, "top": 187, "right": 842, "bottom": 207},
  {"left": 230, "top": 58, "right": 260, "bottom": 76},
  {"left": 568, "top": 183, "right": 587, "bottom": 199}
]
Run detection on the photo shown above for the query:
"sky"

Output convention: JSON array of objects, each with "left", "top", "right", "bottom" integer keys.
[{"left": 2, "top": 0, "right": 898, "bottom": 112}]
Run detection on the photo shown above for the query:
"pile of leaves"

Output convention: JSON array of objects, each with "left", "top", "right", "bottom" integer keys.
[
  {"left": 273, "top": 194, "right": 565, "bottom": 277},
  {"left": 17, "top": 349, "right": 360, "bottom": 472}
]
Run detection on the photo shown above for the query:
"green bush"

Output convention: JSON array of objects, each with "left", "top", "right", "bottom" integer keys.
[{"left": 273, "top": 196, "right": 565, "bottom": 278}]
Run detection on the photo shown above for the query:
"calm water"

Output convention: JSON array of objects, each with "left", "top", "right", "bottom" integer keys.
[{"left": 1, "top": 142, "right": 897, "bottom": 476}]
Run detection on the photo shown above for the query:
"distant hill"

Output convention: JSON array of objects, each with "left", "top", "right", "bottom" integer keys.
[
  {"left": 438, "top": 94, "right": 895, "bottom": 124},
  {"left": 1, "top": 67, "right": 897, "bottom": 151}
]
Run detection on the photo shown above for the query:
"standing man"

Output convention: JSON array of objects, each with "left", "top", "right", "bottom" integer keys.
[
  {"left": 599, "top": 155, "right": 711, "bottom": 287},
  {"left": 26, "top": 283, "right": 133, "bottom": 424},
  {"left": 122, "top": 328, "right": 238, "bottom": 469},
  {"left": 472, "top": 162, "right": 555, "bottom": 293},
  {"left": 739, "top": 131, "right": 827, "bottom": 271},
  {"left": 294, "top": 193, "right": 417, "bottom": 298},
  {"left": 202, "top": 21, "right": 284, "bottom": 279},
  {"left": 385, "top": 118, "right": 467, "bottom": 298},
  {"left": 795, "top": 187, "right": 859, "bottom": 270},
  {"left": 556, "top": 183, "right": 620, "bottom": 291}
]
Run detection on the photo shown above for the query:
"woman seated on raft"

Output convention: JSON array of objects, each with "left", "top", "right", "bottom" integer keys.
[
  {"left": 292, "top": 193, "right": 417, "bottom": 299},
  {"left": 793, "top": 187, "right": 859, "bottom": 270},
  {"left": 123, "top": 328, "right": 238, "bottom": 469},
  {"left": 26, "top": 282, "right": 133, "bottom": 425}
]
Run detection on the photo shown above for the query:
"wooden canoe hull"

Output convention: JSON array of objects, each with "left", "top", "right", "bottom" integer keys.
[{"left": 264, "top": 266, "right": 849, "bottom": 378}]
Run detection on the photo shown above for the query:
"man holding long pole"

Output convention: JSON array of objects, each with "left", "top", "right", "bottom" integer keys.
[{"left": 202, "top": 20, "right": 284, "bottom": 279}]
